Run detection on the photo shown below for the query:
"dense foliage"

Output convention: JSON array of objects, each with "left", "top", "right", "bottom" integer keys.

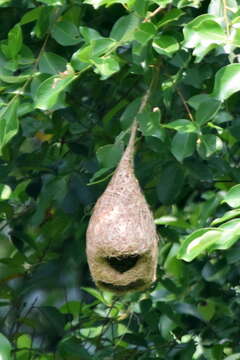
[{"left": 1, "top": 0, "right": 240, "bottom": 358}]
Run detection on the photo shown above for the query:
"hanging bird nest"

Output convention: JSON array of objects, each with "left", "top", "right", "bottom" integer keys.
[{"left": 86, "top": 119, "right": 159, "bottom": 294}]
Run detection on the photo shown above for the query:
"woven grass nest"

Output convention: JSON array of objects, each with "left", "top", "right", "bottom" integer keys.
[{"left": 86, "top": 121, "right": 158, "bottom": 294}]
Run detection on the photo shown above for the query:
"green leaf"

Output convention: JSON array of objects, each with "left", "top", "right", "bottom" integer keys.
[
  {"left": 20, "top": 7, "right": 42, "bottom": 25},
  {"left": 34, "top": 72, "right": 77, "bottom": 110},
  {"left": 184, "top": 14, "right": 226, "bottom": 62},
  {"left": 138, "top": 108, "right": 165, "bottom": 140},
  {"left": 39, "top": 306, "right": 66, "bottom": 336},
  {"left": 83, "top": 0, "right": 107, "bottom": 8},
  {"left": 197, "top": 300, "right": 215, "bottom": 321},
  {"left": 196, "top": 99, "right": 221, "bottom": 125},
  {"left": 8, "top": 23, "right": 23, "bottom": 58},
  {"left": 153, "top": 35, "right": 179, "bottom": 57},
  {"left": 38, "top": 0, "right": 65, "bottom": 4},
  {"left": 163, "top": 119, "right": 197, "bottom": 132},
  {"left": 188, "top": 94, "right": 212, "bottom": 110},
  {"left": 71, "top": 38, "right": 116, "bottom": 66},
  {"left": 159, "top": 314, "right": 177, "bottom": 340},
  {"left": 0, "top": 185, "right": 11, "bottom": 200},
  {"left": 96, "top": 142, "right": 123, "bottom": 168},
  {"left": 211, "top": 208, "right": 240, "bottom": 225},
  {"left": 92, "top": 55, "right": 120, "bottom": 79},
  {"left": 39, "top": 52, "right": 68, "bottom": 75},
  {"left": 110, "top": 13, "right": 140, "bottom": 43},
  {"left": 120, "top": 98, "right": 141, "bottom": 129},
  {"left": 157, "top": 163, "right": 185, "bottom": 205},
  {"left": 0, "top": 333, "right": 11, "bottom": 360},
  {"left": 134, "top": 22, "right": 156, "bottom": 45},
  {"left": 83, "top": 0, "right": 128, "bottom": 8},
  {"left": 0, "top": 73, "right": 31, "bottom": 84},
  {"left": 171, "top": 132, "right": 197, "bottom": 162},
  {"left": 60, "top": 301, "right": 81, "bottom": 319},
  {"left": 157, "top": 8, "right": 184, "bottom": 28},
  {"left": 155, "top": 215, "right": 189, "bottom": 228},
  {"left": 231, "top": 26, "right": 240, "bottom": 47},
  {"left": 82, "top": 287, "right": 109, "bottom": 305},
  {"left": 212, "top": 64, "right": 240, "bottom": 101},
  {"left": 174, "top": 302, "right": 203, "bottom": 319},
  {"left": 164, "top": 243, "right": 184, "bottom": 279},
  {"left": 79, "top": 26, "right": 102, "bottom": 42},
  {"left": 0, "top": 98, "right": 19, "bottom": 155},
  {"left": 51, "top": 21, "right": 81, "bottom": 46},
  {"left": 178, "top": 228, "right": 222, "bottom": 262},
  {"left": 17, "top": 334, "right": 31, "bottom": 349},
  {"left": 197, "top": 134, "right": 223, "bottom": 158},
  {"left": 0, "top": 0, "right": 11, "bottom": 5},
  {"left": 211, "top": 219, "right": 240, "bottom": 251},
  {"left": 224, "top": 184, "right": 240, "bottom": 208},
  {"left": 57, "top": 337, "right": 91, "bottom": 360},
  {"left": 224, "top": 354, "right": 240, "bottom": 360},
  {"left": 208, "top": 0, "right": 238, "bottom": 18}
]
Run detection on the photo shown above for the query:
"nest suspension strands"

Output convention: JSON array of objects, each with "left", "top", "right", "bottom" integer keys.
[{"left": 86, "top": 77, "right": 159, "bottom": 294}]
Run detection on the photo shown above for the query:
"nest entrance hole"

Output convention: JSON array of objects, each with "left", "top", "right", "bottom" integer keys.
[{"left": 106, "top": 254, "right": 140, "bottom": 273}]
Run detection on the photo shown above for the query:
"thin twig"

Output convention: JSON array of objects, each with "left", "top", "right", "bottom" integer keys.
[
  {"left": 143, "top": 6, "right": 164, "bottom": 22},
  {"left": 176, "top": 87, "right": 194, "bottom": 121},
  {"left": 125, "top": 65, "right": 161, "bottom": 160}
]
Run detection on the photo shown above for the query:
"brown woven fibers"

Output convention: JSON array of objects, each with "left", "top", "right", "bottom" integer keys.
[{"left": 86, "top": 121, "right": 158, "bottom": 294}]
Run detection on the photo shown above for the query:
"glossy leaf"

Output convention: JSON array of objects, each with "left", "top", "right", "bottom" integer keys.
[
  {"left": 83, "top": 0, "right": 129, "bottom": 8},
  {"left": 212, "top": 64, "right": 240, "bottom": 101},
  {"left": 224, "top": 354, "right": 240, "bottom": 360},
  {"left": 0, "top": 98, "right": 19, "bottom": 154},
  {"left": 120, "top": 98, "right": 141, "bottom": 129},
  {"left": 38, "top": 0, "right": 64, "bottom": 4},
  {"left": 134, "top": 22, "right": 156, "bottom": 45},
  {"left": 71, "top": 38, "right": 116, "bottom": 66},
  {"left": 92, "top": 55, "right": 120, "bottom": 79},
  {"left": 184, "top": 14, "right": 226, "bottom": 62},
  {"left": 138, "top": 108, "right": 165, "bottom": 140},
  {"left": 96, "top": 142, "right": 123, "bottom": 168},
  {"left": 224, "top": 184, "right": 240, "bottom": 208},
  {"left": 197, "top": 300, "right": 215, "bottom": 321},
  {"left": 187, "top": 94, "right": 212, "bottom": 110},
  {"left": 35, "top": 72, "right": 77, "bottom": 110},
  {"left": 171, "top": 132, "right": 197, "bottom": 162},
  {"left": 211, "top": 208, "right": 240, "bottom": 225},
  {"left": 197, "top": 134, "right": 223, "bottom": 158},
  {"left": 210, "top": 219, "right": 240, "bottom": 251},
  {"left": 163, "top": 119, "right": 197, "bottom": 132},
  {"left": 110, "top": 13, "right": 140, "bottom": 42},
  {"left": 153, "top": 35, "right": 179, "bottom": 57},
  {"left": 51, "top": 21, "right": 81, "bottom": 46},
  {"left": 178, "top": 228, "right": 222, "bottom": 262},
  {"left": 157, "top": 163, "right": 185, "bottom": 204},
  {"left": 0, "top": 333, "right": 11, "bottom": 360},
  {"left": 39, "top": 52, "right": 67, "bottom": 75},
  {"left": 7, "top": 23, "right": 23, "bottom": 58},
  {"left": 158, "top": 8, "right": 184, "bottom": 28},
  {"left": 57, "top": 337, "right": 91, "bottom": 359},
  {"left": 79, "top": 26, "right": 102, "bottom": 42},
  {"left": 196, "top": 98, "right": 221, "bottom": 125}
]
